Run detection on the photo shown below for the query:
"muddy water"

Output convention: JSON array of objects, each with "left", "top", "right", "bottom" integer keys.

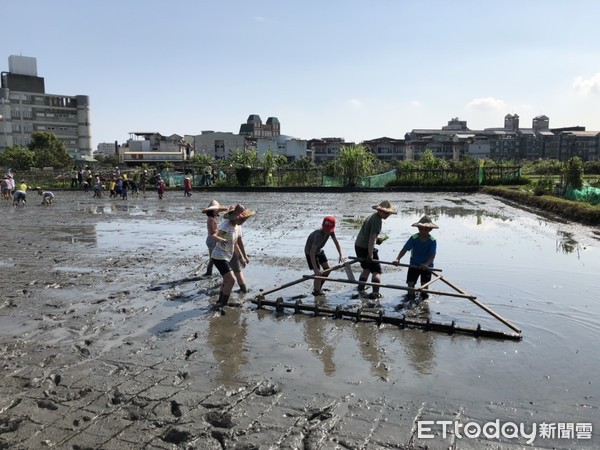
[{"left": 3, "top": 190, "right": 599, "bottom": 446}]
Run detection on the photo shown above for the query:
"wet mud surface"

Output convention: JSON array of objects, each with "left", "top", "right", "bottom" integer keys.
[{"left": 1, "top": 190, "right": 599, "bottom": 449}]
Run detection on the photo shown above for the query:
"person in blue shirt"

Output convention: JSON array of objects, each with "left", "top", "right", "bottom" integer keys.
[{"left": 393, "top": 215, "right": 438, "bottom": 298}]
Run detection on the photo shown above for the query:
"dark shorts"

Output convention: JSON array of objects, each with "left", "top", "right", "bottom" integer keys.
[
  {"left": 212, "top": 258, "right": 232, "bottom": 276},
  {"left": 407, "top": 267, "right": 432, "bottom": 285},
  {"left": 354, "top": 245, "right": 382, "bottom": 274},
  {"left": 305, "top": 250, "right": 328, "bottom": 271}
]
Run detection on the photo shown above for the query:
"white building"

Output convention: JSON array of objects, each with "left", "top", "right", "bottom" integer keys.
[
  {"left": 96, "top": 142, "right": 117, "bottom": 158},
  {"left": 256, "top": 135, "right": 307, "bottom": 162},
  {"left": 192, "top": 131, "right": 246, "bottom": 159},
  {"left": 0, "top": 55, "right": 93, "bottom": 162},
  {"left": 119, "top": 132, "right": 193, "bottom": 165}
]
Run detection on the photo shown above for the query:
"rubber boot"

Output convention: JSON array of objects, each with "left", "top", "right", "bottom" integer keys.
[
  {"left": 357, "top": 276, "right": 368, "bottom": 292},
  {"left": 203, "top": 261, "right": 213, "bottom": 277},
  {"left": 217, "top": 292, "right": 230, "bottom": 306}
]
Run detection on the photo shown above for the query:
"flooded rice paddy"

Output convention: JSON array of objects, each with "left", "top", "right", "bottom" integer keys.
[{"left": 2, "top": 189, "right": 599, "bottom": 447}]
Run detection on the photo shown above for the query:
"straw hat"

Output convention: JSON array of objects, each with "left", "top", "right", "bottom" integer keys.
[
  {"left": 202, "top": 199, "right": 228, "bottom": 213},
  {"left": 372, "top": 200, "right": 397, "bottom": 214},
  {"left": 412, "top": 215, "right": 439, "bottom": 229},
  {"left": 224, "top": 204, "right": 256, "bottom": 221}
]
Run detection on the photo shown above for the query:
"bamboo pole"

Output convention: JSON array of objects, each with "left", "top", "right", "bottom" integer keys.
[
  {"left": 436, "top": 274, "right": 521, "bottom": 334},
  {"left": 417, "top": 274, "right": 443, "bottom": 290},
  {"left": 305, "top": 275, "right": 477, "bottom": 300},
  {"left": 349, "top": 257, "right": 442, "bottom": 272},
  {"left": 256, "top": 260, "right": 349, "bottom": 297}
]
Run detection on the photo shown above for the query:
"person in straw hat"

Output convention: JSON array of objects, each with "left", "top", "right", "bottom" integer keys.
[
  {"left": 393, "top": 215, "right": 439, "bottom": 298},
  {"left": 201, "top": 200, "right": 229, "bottom": 277},
  {"left": 354, "top": 200, "right": 397, "bottom": 299},
  {"left": 211, "top": 204, "right": 256, "bottom": 306},
  {"left": 221, "top": 204, "right": 253, "bottom": 294}
]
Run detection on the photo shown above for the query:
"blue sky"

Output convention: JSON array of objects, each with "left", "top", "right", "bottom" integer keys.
[{"left": 2, "top": 0, "right": 600, "bottom": 149}]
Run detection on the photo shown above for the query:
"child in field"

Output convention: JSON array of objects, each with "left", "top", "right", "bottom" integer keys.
[
  {"left": 211, "top": 204, "right": 255, "bottom": 306},
  {"left": 157, "top": 177, "right": 165, "bottom": 199},
  {"left": 184, "top": 176, "right": 192, "bottom": 197},
  {"left": 13, "top": 189, "right": 26, "bottom": 206},
  {"left": 37, "top": 188, "right": 55, "bottom": 205},
  {"left": 305, "top": 216, "right": 345, "bottom": 295},
  {"left": 354, "top": 200, "right": 397, "bottom": 299},
  {"left": 201, "top": 200, "right": 228, "bottom": 276},
  {"left": 393, "top": 215, "right": 438, "bottom": 298}
]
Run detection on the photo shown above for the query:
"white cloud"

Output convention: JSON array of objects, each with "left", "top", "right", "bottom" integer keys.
[
  {"left": 346, "top": 98, "right": 362, "bottom": 108},
  {"left": 466, "top": 97, "right": 506, "bottom": 111},
  {"left": 409, "top": 100, "right": 421, "bottom": 108},
  {"left": 572, "top": 73, "right": 600, "bottom": 95},
  {"left": 252, "top": 16, "right": 268, "bottom": 22}
]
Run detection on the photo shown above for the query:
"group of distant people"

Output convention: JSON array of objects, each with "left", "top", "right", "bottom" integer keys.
[
  {"left": 2, "top": 168, "right": 55, "bottom": 207},
  {"left": 201, "top": 197, "right": 439, "bottom": 307}
]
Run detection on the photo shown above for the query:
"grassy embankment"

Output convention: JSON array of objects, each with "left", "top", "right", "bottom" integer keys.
[{"left": 482, "top": 186, "right": 600, "bottom": 226}]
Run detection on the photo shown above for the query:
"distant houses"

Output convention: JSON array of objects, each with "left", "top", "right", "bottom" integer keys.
[
  {"left": 110, "top": 113, "right": 599, "bottom": 166},
  {"left": 2, "top": 54, "right": 598, "bottom": 166}
]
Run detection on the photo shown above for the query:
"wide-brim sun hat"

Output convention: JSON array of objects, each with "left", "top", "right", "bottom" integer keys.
[
  {"left": 224, "top": 204, "right": 256, "bottom": 221},
  {"left": 412, "top": 215, "right": 439, "bottom": 229},
  {"left": 372, "top": 200, "right": 397, "bottom": 214},
  {"left": 202, "top": 199, "right": 228, "bottom": 213}
]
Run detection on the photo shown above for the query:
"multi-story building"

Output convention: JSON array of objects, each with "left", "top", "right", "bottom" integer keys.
[
  {"left": 96, "top": 142, "right": 118, "bottom": 158},
  {"left": 0, "top": 55, "right": 93, "bottom": 162},
  {"left": 119, "top": 132, "right": 193, "bottom": 165},
  {"left": 192, "top": 131, "right": 246, "bottom": 160},
  {"left": 308, "top": 138, "right": 354, "bottom": 164},
  {"left": 256, "top": 135, "right": 308, "bottom": 162},
  {"left": 239, "top": 114, "right": 281, "bottom": 139},
  {"left": 362, "top": 137, "right": 406, "bottom": 161},
  {"left": 403, "top": 114, "right": 600, "bottom": 162}
]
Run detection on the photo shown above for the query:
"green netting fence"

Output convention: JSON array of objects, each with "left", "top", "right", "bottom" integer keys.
[
  {"left": 323, "top": 170, "right": 397, "bottom": 188},
  {"left": 564, "top": 186, "right": 600, "bottom": 205}
]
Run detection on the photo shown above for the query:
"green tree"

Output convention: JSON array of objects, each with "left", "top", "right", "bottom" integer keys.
[
  {"left": 419, "top": 148, "right": 447, "bottom": 169},
  {"left": 564, "top": 156, "right": 584, "bottom": 190},
  {"left": 0, "top": 145, "right": 35, "bottom": 170},
  {"left": 335, "top": 144, "right": 376, "bottom": 186},
  {"left": 28, "top": 132, "right": 73, "bottom": 169},
  {"left": 192, "top": 153, "right": 216, "bottom": 170},
  {"left": 227, "top": 148, "right": 260, "bottom": 169}
]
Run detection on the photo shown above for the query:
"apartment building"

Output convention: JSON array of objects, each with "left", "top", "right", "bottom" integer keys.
[
  {"left": 308, "top": 138, "right": 354, "bottom": 164},
  {"left": 0, "top": 55, "right": 93, "bottom": 161}
]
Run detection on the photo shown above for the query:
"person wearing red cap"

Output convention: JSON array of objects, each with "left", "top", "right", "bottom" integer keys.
[{"left": 304, "top": 216, "right": 345, "bottom": 296}]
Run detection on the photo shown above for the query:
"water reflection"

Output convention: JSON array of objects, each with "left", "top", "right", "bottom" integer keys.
[
  {"left": 111, "top": 203, "right": 131, "bottom": 212},
  {"left": 87, "top": 205, "right": 106, "bottom": 214},
  {"left": 352, "top": 322, "right": 388, "bottom": 379},
  {"left": 297, "top": 315, "right": 336, "bottom": 376},
  {"left": 206, "top": 308, "right": 248, "bottom": 386},
  {"left": 40, "top": 224, "right": 97, "bottom": 245},
  {"left": 398, "top": 205, "right": 510, "bottom": 223},
  {"left": 391, "top": 295, "right": 437, "bottom": 375},
  {"left": 556, "top": 230, "right": 579, "bottom": 255}
]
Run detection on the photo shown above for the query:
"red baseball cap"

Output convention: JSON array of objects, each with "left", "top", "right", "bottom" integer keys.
[{"left": 322, "top": 216, "right": 336, "bottom": 232}]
